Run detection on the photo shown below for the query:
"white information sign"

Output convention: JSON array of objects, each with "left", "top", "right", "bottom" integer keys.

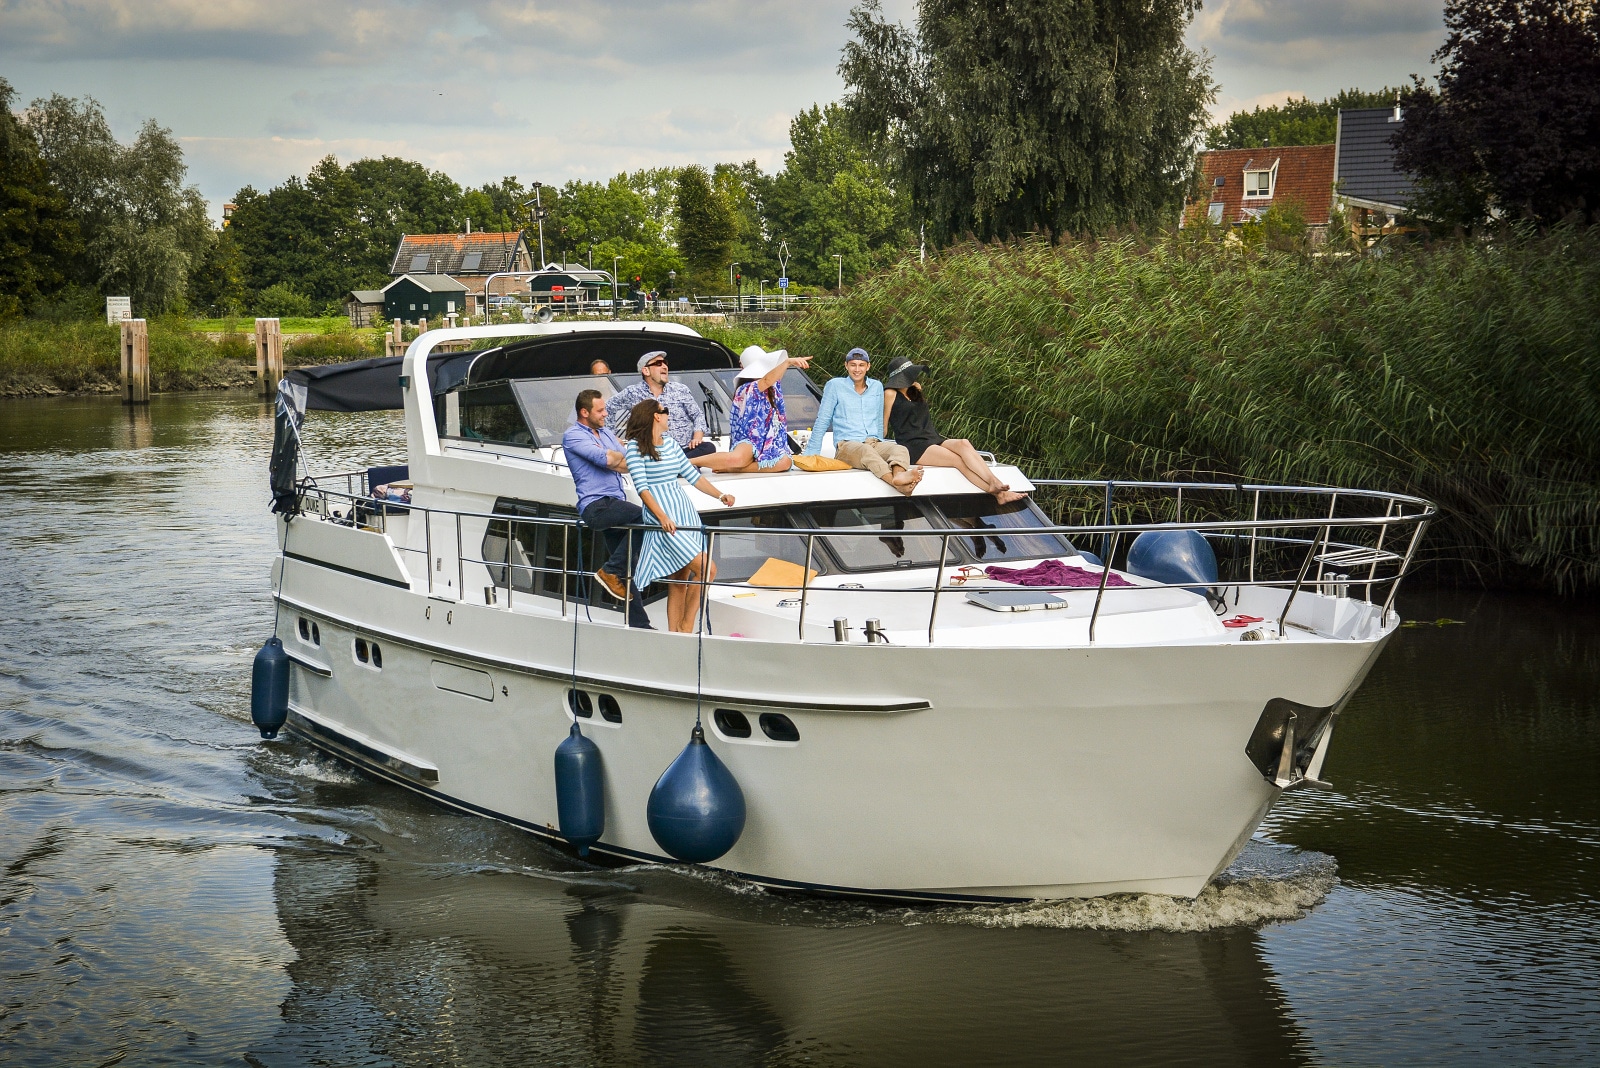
[{"left": 106, "top": 297, "right": 132, "bottom": 325}]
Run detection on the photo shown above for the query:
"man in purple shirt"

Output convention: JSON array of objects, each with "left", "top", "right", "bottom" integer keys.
[{"left": 562, "top": 389, "right": 652, "bottom": 628}]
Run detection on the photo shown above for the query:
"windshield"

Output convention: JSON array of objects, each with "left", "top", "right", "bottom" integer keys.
[
  {"left": 512, "top": 376, "right": 615, "bottom": 448},
  {"left": 806, "top": 499, "right": 945, "bottom": 572},
  {"left": 702, "top": 508, "right": 822, "bottom": 583},
  {"left": 710, "top": 368, "right": 822, "bottom": 431},
  {"left": 937, "top": 495, "right": 1076, "bottom": 564}
]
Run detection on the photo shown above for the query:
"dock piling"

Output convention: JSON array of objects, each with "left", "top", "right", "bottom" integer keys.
[
  {"left": 120, "top": 318, "right": 149, "bottom": 404},
  {"left": 254, "top": 318, "right": 283, "bottom": 396}
]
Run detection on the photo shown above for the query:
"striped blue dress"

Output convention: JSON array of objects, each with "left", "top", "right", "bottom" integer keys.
[{"left": 625, "top": 437, "right": 709, "bottom": 587}]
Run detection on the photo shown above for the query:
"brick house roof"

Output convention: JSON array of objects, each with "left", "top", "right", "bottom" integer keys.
[
  {"left": 1187, "top": 144, "right": 1337, "bottom": 227},
  {"left": 389, "top": 231, "right": 533, "bottom": 277}
]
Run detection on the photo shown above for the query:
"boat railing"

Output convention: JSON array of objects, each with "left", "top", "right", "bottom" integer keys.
[{"left": 288, "top": 476, "right": 1434, "bottom": 643}]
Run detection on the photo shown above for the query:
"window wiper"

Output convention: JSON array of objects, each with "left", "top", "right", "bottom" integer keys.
[{"left": 697, "top": 381, "right": 725, "bottom": 438}]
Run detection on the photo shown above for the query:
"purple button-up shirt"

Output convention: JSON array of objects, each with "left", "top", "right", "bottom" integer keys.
[{"left": 562, "top": 421, "right": 628, "bottom": 514}]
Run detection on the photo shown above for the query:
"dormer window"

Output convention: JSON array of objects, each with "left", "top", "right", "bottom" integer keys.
[{"left": 1243, "top": 168, "right": 1274, "bottom": 198}]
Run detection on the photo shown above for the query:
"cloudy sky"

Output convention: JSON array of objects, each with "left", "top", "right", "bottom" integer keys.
[{"left": 0, "top": 0, "right": 1444, "bottom": 221}]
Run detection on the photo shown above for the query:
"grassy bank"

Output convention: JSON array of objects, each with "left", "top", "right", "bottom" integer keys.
[
  {"left": 775, "top": 228, "right": 1600, "bottom": 594},
  {"left": 0, "top": 318, "right": 382, "bottom": 396}
]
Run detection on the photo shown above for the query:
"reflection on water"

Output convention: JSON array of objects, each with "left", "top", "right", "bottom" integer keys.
[{"left": 2, "top": 392, "right": 1599, "bottom": 1066}]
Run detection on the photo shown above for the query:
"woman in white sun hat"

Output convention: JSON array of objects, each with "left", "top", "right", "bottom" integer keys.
[{"left": 695, "top": 345, "right": 812, "bottom": 473}]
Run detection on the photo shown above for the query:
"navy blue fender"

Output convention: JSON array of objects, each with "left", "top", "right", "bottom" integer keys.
[
  {"left": 647, "top": 724, "right": 746, "bottom": 864},
  {"left": 250, "top": 636, "right": 290, "bottom": 739},
  {"left": 554, "top": 723, "right": 605, "bottom": 857},
  {"left": 1125, "top": 529, "right": 1218, "bottom": 595}
]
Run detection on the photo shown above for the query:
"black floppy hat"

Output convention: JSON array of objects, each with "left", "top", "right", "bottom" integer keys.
[{"left": 884, "top": 356, "right": 927, "bottom": 390}]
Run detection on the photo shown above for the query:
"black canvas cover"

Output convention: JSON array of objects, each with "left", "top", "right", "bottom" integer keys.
[{"left": 285, "top": 353, "right": 476, "bottom": 413}]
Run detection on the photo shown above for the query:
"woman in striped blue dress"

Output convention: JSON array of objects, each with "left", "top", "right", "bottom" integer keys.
[{"left": 623, "top": 399, "right": 736, "bottom": 632}]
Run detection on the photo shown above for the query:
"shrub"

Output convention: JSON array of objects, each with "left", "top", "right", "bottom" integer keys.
[
  {"left": 255, "top": 284, "right": 314, "bottom": 318},
  {"left": 286, "top": 331, "right": 379, "bottom": 365}
]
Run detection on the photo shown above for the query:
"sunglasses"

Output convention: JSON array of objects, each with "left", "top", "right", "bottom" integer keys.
[{"left": 645, "top": 358, "right": 668, "bottom": 369}]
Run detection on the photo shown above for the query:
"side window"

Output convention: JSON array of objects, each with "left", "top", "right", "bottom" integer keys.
[
  {"left": 452, "top": 383, "right": 533, "bottom": 446},
  {"left": 702, "top": 509, "right": 822, "bottom": 583},
  {"left": 482, "top": 500, "right": 579, "bottom": 599}
]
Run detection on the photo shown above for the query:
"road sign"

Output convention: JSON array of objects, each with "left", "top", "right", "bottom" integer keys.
[{"left": 778, "top": 277, "right": 788, "bottom": 289}]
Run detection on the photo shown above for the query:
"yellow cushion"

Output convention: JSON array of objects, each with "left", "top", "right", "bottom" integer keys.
[
  {"left": 792, "top": 454, "right": 852, "bottom": 472},
  {"left": 747, "top": 557, "right": 818, "bottom": 588}
]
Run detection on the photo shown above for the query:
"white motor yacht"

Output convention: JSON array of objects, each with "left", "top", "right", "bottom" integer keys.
[{"left": 258, "top": 321, "right": 1432, "bottom": 902}]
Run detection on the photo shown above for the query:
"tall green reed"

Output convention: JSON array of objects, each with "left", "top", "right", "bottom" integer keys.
[{"left": 779, "top": 228, "right": 1600, "bottom": 593}]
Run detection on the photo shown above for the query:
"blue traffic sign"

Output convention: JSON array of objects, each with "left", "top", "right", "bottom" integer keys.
[{"left": 778, "top": 277, "right": 789, "bottom": 289}]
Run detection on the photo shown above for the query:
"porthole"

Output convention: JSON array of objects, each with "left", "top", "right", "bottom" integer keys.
[
  {"left": 370, "top": 643, "right": 383, "bottom": 669},
  {"left": 312, "top": 622, "right": 320, "bottom": 644},
  {"left": 355, "top": 638, "right": 370, "bottom": 664},
  {"left": 759, "top": 713, "right": 799, "bottom": 743},
  {"left": 713, "top": 708, "right": 751, "bottom": 738},
  {"left": 298, "top": 618, "right": 310, "bottom": 641},
  {"left": 599, "top": 694, "right": 622, "bottom": 723},
  {"left": 568, "top": 688, "right": 593, "bottom": 718}
]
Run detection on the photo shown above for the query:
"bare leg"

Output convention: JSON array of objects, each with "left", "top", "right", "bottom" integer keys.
[
  {"left": 923, "top": 440, "right": 1024, "bottom": 503},
  {"left": 693, "top": 442, "right": 756, "bottom": 472},
  {"left": 675, "top": 553, "right": 715, "bottom": 632},
  {"left": 665, "top": 568, "right": 692, "bottom": 633}
]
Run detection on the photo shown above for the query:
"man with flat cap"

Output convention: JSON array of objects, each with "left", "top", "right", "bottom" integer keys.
[{"left": 607, "top": 349, "right": 713, "bottom": 458}]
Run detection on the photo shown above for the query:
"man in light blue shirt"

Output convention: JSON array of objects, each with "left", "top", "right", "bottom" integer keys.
[
  {"left": 562, "top": 389, "right": 652, "bottom": 628},
  {"left": 804, "top": 347, "right": 922, "bottom": 494}
]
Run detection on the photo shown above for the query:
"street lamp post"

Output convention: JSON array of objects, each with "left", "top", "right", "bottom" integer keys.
[
  {"left": 759, "top": 279, "right": 767, "bottom": 308},
  {"left": 612, "top": 255, "right": 622, "bottom": 321},
  {"left": 523, "top": 183, "right": 547, "bottom": 267},
  {"left": 833, "top": 254, "right": 843, "bottom": 292}
]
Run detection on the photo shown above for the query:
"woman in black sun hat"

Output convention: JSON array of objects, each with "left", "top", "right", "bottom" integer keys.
[{"left": 883, "top": 356, "right": 1024, "bottom": 505}]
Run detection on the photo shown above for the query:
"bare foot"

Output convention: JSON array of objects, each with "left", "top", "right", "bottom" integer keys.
[
  {"left": 889, "top": 467, "right": 923, "bottom": 495},
  {"left": 994, "top": 488, "right": 1026, "bottom": 505}
]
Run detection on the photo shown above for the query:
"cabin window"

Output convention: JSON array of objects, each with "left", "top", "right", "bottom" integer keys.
[
  {"left": 702, "top": 508, "right": 822, "bottom": 583},
  {"left": 806, "top": 499, "right": 944, "bottom": 572},
  {"left": 935, "top": 495, "right": 1076, "bottom": 565},
  {"left": 454, "top": 382, "right": 534, "bottom": 446},
  {"left": 1244, "top": 168, "right": 1275, "bottom": 198},
  {"left": 482, "top": 498, "right": 664, "bottom": 608}
]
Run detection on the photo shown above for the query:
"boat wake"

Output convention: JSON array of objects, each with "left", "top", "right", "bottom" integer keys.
[{"left": 918, "top": 840, "right": 1338, "bottom": 932}]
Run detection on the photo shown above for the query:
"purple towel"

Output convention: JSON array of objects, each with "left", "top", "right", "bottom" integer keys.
[{"left": 985, "top": 560, "right": 1134, "bottom": 588}]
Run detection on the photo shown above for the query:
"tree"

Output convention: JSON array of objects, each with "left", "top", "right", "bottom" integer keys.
[
  {"left": 764, "top": 104, "right": 912, "bottom": 288},
  {"left": 1395, "top": 0, "right": 1600, "bottom": 227},
  {"left": 714, "top": 161, "right": 778, "bottom": 282},
  {"left": 1206, "top": 88, "right": 1407, "bottom": 149},
  {"left": 24, "top": 92, "right": 210, "bottom": 314},
  {"left": 188, "top": 227, "right": 247, "bottom": 316},
  {"left": 229, "top": 155, "right": 466, "bottom": 306},
  {"left": 0, "top": 77, "right": 79, "bottom": 320},
  {"left": 675, "top": 165, "right": 737, "bottom": 289},
  {"left": 840, "top": 0, "right": 1213, "bottom": 243}
]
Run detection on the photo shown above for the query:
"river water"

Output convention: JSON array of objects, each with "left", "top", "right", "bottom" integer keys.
[{"left": 2, "top": 392, "right": 1597, "bottom": 1067}]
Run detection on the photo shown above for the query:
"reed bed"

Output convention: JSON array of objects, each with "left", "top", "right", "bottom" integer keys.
[{"left": 778, "top": 228, "right": 1600, "bottom": 594}]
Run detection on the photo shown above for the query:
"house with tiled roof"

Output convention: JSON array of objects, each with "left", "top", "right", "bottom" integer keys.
[
  {"left": 1186, "top": 144, "right": 1337, "bottom": 230},
  {"left": 389, "top": 231, "right": 535, "bottom": 314},
  {"left": 1334, "top": 104, "right": 1415, "bottom": 242}
]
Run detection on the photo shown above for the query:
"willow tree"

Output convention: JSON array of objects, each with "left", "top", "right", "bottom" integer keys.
[{"left": 840, "top": 0, "right": 1213, "bottom": 242}]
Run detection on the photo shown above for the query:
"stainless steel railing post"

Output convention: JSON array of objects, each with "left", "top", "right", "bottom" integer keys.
[
  {"left": 1276, "top": 536, "right": 1322, "bottom": 637},
  {"left": 797, "top": 534, "right": 815, "bottom": 641},
  {"left": 425, "top": 507, "right": 433, "bottom": 596},
  {"left": 1365, "top": 499, "right": 1394, "bottom": 604},
  {"left": 1089, "top": 532, "right": 1118, "bottom": 643},
  {"left": 560, "top": 524, "right": 569, "bottom": 618},
  {"left": 928, "top": 532, "right": 950, "bottom": 645},
  {"left": 1248, "top": 490, "right": 1260, "bottom": 583},
  {"left": 1381, "top": 516, "right": 1427, "bottom": 627},
  {"left": 505, "top": 517, "right": 514, "bottom": 612},
  {"left": 456, "top": 512, "right": 464, "bottom": 599},
  {"left": 1315, "top": 493, "right": 1338, "bottom": 592},
  {"left": 1100, "top": 481, "right": 1114, "bottom": 563}
]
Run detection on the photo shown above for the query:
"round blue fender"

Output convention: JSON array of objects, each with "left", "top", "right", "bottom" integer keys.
[
  {"left": 1125, "top": 529, "right": 1218, "bottom": 595},
  {"left": 250, "top": 636, "right": 290, "bottom": 739},
  {"left": 554, "top": 723, "right": 605, "bottom": 857},
  {"left": 647, "top": 724, "right": 746, "bottom": 864}
]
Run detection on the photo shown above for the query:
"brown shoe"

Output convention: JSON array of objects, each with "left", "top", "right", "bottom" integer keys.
[{"left": 594, "top": 569, "right": 627, "bottom": 600}]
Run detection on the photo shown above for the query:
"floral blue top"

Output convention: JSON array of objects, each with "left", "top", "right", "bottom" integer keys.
[{"left": 730, "top": 381, "right": 789, "bottom": 468}]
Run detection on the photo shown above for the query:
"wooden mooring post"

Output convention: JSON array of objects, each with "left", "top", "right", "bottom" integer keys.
[
  {"left": 386, "top": 319, "right": 404, "bottom": 358},
  {"left": 254, "top": 318, "right": 283, "bottom": 396},
  {"left": 120, "top": 318, "right": 150, "bottom": 404}
]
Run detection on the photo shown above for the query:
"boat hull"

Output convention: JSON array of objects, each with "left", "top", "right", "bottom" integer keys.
[{"left": 273, "top": 556, "right": 1389, "bottom": 902}]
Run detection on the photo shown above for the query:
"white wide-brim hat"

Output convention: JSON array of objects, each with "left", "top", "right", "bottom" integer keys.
[{"left": 736, "top": 345, "right": 788, "bottom": 381}]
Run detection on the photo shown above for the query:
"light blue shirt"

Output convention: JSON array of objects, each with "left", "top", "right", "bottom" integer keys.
[{"left": 803, "top": 377, "right": 884, "bottom": 454}]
